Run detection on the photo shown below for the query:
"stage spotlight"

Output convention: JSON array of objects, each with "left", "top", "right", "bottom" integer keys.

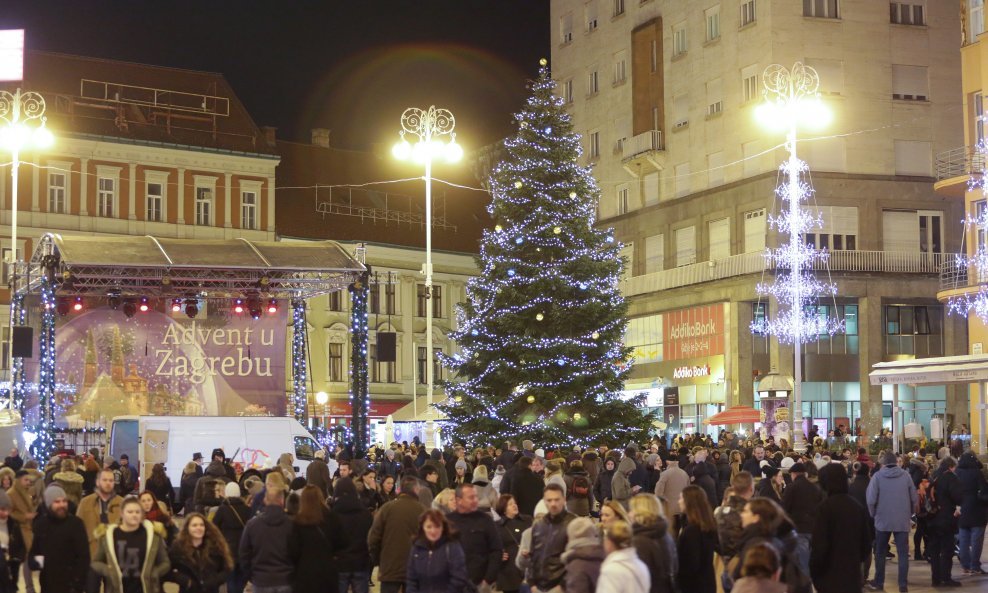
[
  {"left": 123, "top": 299, "right": 137, "bottom": 318},
  {"left": 267, "top": 299, "right": 278, "bottom": 314},
  {"left": 72, "top": 297, "right": 84, "bottom": 312},
  {"left": 246, "top": 294, "right": 262, "bottom": 319},
  {"left": 138, "top": 297, "right": 150, "bottom": 313},
  {"left": 108, "top": 294, "right": 121, "bottom": 310},
  {"left": 56, "top": 297, "right": 71, "bottom": 316},
  {"left": 184, "top": 299, "right": 199, "bottom": 319},
  {"left": 171, "top": 299, "right": 182, "bottom": 313},
  {"left": 233, "top": 298, "right": 244, "bottom": 314}
]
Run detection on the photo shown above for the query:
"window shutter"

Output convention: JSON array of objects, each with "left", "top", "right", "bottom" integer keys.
[
  {"left": 675, "top": 226, "right": 696, "bottom": 266},
  {"left": 882, "top": 210, "right": 920, "bottom": 252},
  {"left": 708, "top": 218, "right": 730, "bottom": 260}
]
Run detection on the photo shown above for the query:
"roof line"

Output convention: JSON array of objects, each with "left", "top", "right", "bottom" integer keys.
[
  {"left": 31, "top": 49, "right": 228, "bottom": 79},
  {"left": 66, "top": 132, "right": 280, "bottom": 160}
]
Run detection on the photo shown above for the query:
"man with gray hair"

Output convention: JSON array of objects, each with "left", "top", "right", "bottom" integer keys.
[{"left": 866, "top": 451, "right": 917, "bottom": 593}]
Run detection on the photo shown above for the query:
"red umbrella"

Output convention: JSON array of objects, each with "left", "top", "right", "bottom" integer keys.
[{"left": 704, "top": 405, "right": 762, "bottom": 425}]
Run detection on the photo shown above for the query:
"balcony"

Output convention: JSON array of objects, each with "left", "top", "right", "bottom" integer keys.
[
  {"left": 934, "top": 255, "right": 986, "bottom": 306},
  {"left": 934, "top": 146, "right": 984, "bottom": 197},
  {"left": 621, "top": 130, "right": 664, "bottom": 176},
  {"left": 621, "top": 250, "right": 950, "bottom": 297}
]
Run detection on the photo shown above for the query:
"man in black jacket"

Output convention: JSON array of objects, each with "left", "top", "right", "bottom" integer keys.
[
  {"left": 447, "top": 484, "right": 502, "bottom": 592},
  {"left": 782, "top": 462, "right": 824, "bottom": 576},
  {"left": 510, "top": 456, "right": 544, "bottom": 516},
  {"left": 527, "top": 483, "right": 575, "bottom": 593},
  {"left": 928, "top": 457, "right": 965, "bottom": 587},
  {"left": 29, "top": 485, "right": 89, "bottom": 593},
  {"left": 239, "top": 486, "right": 294, "bottom": 592},
  {"left": 495, "top": 441, "right": 519, "bottom": 472}
]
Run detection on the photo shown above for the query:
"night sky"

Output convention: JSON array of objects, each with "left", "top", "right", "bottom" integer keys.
[{"left": 0, "top": 0, "right": 551, "bottom": 151}]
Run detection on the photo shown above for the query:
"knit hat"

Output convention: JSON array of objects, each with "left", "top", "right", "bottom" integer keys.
[
  {"left": 535, "top": 448, "right": 545, "bottom": 459},
  {"left": 103, "top": 455, "right": 115, "bottom": 466},
  {"left": 566, "top": 516, "right": 599, "bottom": 540},
  {"left": 495, "top": 466, "right": 506, "bottom": 476},
  {"left": 760, "top": 460, "right": 779, "bottom": 479},
  {"left": 789, "top": 462, "right": 806, "bottom": 474},
  {"left": 0, "top": 490, "right": 11, "bottom": 510},
  {"left": 43, "top": 484, "right": 66, "bottom": 508},
  {"left": 780, "top": 457, "right": 795, "bottom": 471},
  {"left": 224, "top": 481, "right": 242, "bottom": 498},
  {"left": 472, "top": 465, "right": 489, "bottom": 484},
  {"left": 455, "top": 459, "right": 468, "bottom": 471}
]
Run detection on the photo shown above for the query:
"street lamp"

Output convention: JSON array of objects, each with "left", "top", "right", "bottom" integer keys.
[
  {"left": 393, "top": 106, "right": 462, "bottom": 450},
  {"left": 751, "top": 63, "right": 838, "bottom": 452},
  {"left": 315, "top": 390, "right": 329, "bottom": 427},
  {"left": 0, "top": 88, "right": 53, "bottom": 388}
]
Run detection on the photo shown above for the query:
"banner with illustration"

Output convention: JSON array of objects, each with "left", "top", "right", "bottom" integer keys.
[{"left": 22, "top": 302, "right": 288, "bottom": 427}]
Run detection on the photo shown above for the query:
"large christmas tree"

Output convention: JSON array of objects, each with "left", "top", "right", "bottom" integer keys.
[{"left": 437, "top": 62, "right": 656, "bottom": 447}]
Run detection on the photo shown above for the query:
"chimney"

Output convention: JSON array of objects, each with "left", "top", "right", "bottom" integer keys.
[
  {"left": 311, "top": 128, "right": 331, "bottom": 148},
  {"left": 260, "top": 126, "right": 277, "bottom": 148}
]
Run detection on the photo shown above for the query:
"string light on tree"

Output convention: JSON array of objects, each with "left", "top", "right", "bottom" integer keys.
[
  {"left": 348, "top": 275, "right": 370, "bottom": 456},
  {"left": 436, "top": 60, "right": 657, "bottom": 446},
  {"left": 290, "top": 299, "right": 308, "bottom": 423},
  {"left": 35, "top": 275, "right": 57, "bottom": 459}
]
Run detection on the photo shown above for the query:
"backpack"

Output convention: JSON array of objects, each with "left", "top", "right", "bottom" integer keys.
[
  {"left": 570, "top": 475, "right": 591, "bottom": 498},
  {"left": 779, "top": 532, "right": 812, "bottom": 593},
  {"left": 923, "top": 478, "right": 940, "bottom": 517}
]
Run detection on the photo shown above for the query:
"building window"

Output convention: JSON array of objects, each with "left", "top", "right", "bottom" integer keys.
[
  {"left": 417, "top": 284, "right": 442, "bottom": 318},
  {"left": 0, "top": 326, "right": 8, "bottom": 372},
  {"left": 328, "top": 342, "right": 344, "bottom": 382},
  {"left": 643, "top": 234, "right": 664, "bottom": 274},
  {"left": 894, "top": 140, "right": 933, "bottom": 176},
  {"left": 884, "top": 305, "right": 943, "bottom": 357},
  {"left": 613, "top": 51, "right": 627, "bottom": 84},
  {"left": 742, "top": 65, "right": 760, "bottom": 103},
  {"left": 975, "top": 92, "right": 985, "bottom": 145},
  {"left": 563, "top": 79, "right": 574, "bottom": 103},
  {"left": 588, "top": 69, "right": 599, "bottom": 95},
  {"left": 891, "top": 2, "right": 925, "bottom": 25},
  {"left": 706, "top": 6, "right": 720, "bottom": 41},
  {"left": 752, "top": 302, "right": 769, "bottom": 353},
  {"left": 97, "top": 177, "right": 115, "bottom": 218},
  {"left": 560, "top": 13, "right": 574, "bottom": 43},
  {"left": 328, "top": 290, "right": 343, "bottom": 312},
  {"left": 803, "top": 0, "right": 839, "bottom": 19},
  {"left": 892, "top": 64, "right": 929, "bottom": 101},
  {"left": 673, "top": 23, "right": 687, "bottom": 55},
  {"left": 589, "top": 131, "right": 601, "bottom": 159},
  {"left": 706, "top": 78, "right": 723, "bottom": 117},
  {"left": 241, "top": 191, "right": 257, "bottom": 230},
  {"left": 741, "top": 0, "right": 757, "bottom": 26},
  {"left": 802, "top": 303, "right": 860, "bottom": 355},
  {"left": 674, "top": 162, "right": 691, "bottom": 198},
  {"left": 673, "top": 94, "right": 689, "bottom": 128},
  {"left": 744, "top": 209, "right": 767, "bottom": 253},
  {"left": 48, "top": 172, "right": 66, "bottom": 214},
  {"left": 613, "top": 0, "right": 625, "bottom": 17},
  {"left": 708, "top": 152, "right": 725, "bottom": 187},
  {"left": 146, "top": 182, "right": 163, "bottom": 222},
  {"left": 369, "top": 283, "right": 397, "bottom": 315},
  {"left": 618, "top": 186, "right": 630, "bottom": 214},
  {"left": 972, "top": 0, "right": 985, "bottom": 43},
  {"left": 675, "top": 225, "right": 696, "bottom": 266},
  {"left": 370, "top": 344, "right": 396, "bottom": 383},
  {"left": 195, "top": 186, "right": 212, "bottom": 226},
  {"left": 417, "top": 346, "right": 443, "bottom": 384},
  {"left": 586, "top": 1, "right": 599, "bottom": 32}
]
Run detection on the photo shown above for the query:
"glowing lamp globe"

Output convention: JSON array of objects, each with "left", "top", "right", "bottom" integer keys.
[
  {"left": 33, "top": 125, "right": 54, "bottom": 149},
  {"left": 444, "top": 141, "right": 463, "bottom": 163},
  {"left": 315, "top": 391, "right": 329, "bottom": 405},
  {"left": 392, "top": 140, "right": 412, "bottom": 160}
]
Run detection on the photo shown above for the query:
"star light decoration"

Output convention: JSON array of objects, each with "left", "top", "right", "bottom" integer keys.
[{"left": 944, "top": 137, "right": 988, "bottom": 322}]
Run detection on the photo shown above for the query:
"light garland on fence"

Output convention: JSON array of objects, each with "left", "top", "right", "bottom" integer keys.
[
  {"left": 291, "top": 299, "right": 308, "bottom": 423},
  {"left": 348, "top": 276, "right": 370, "bottom": 455}
]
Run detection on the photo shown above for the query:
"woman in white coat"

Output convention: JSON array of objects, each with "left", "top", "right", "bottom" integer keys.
[{"left": 596, "top": 520, "right": 650, "bottom": 593}]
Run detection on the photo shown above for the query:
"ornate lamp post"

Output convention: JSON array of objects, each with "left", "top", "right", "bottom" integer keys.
[
  {"left": 392, "top": 106, "right": 462, "bottom": 450},
  {"left": 751, "top": 63, "right": 840, "bottom": 452}
]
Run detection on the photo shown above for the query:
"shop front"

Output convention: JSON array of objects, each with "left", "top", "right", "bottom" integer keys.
[{"left": 624, "top": 303, "right": 729, "bottom": 438}]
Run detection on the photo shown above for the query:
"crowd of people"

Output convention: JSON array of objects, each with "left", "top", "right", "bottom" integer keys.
[{"left": 0, "top": 431, "right": 983, "bottom": 593}]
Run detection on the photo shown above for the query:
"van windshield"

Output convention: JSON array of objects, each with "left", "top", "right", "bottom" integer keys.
[
  {"left": 294, "top": 436, "right": 317, "bottom": 460},
  {"left": 110, "top": 419, "right": 139, "bottom": 463}
]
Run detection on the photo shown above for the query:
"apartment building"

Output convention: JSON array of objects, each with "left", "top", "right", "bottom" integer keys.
[
  {"left": 551, "top": 0, "right": 967, "bottom": 438},
  {"left": 0, "top": 50, "right": 278, "bottom": 378}
]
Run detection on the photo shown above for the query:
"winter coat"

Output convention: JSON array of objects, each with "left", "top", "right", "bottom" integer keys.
[
  {"left": 691, "top": 462, "right": 719, "bottom": 508},
  {"left": 564, "top": 470, "right": 594, "bottom": 517},
  {"left": 561, "top": 540, "right": 605, "bottom": 593},
  {"left": 178, "top": 473, "right": 199, "bottom": 512},
  {"left": 210, "top": 498, "right": 251, "bottom": 564},
  {"left": 510, "top": 468, "right": 545, "bottom": 517},
  {"left": 907, "top": 458, "right": 928, "bottom": 487},
  {"left": 714, "top": 494, "right": 748, "bottom": 558},
  {"left": 928, "top": 469, "right": 965, "bottom": 533},
  {"left": 529, "top": 510, "right": 576, "bottom": 589},
  {"left": 238, "top": 505, "right": 294, "bottom": 588},
  {"left": 716, "top": 458, "right": 732, "bottom": 502},
  {"left": 305, "top": 459, "right": 332, "bottom": 498},
  {"left": 167, "top": 540, "right": 230, "bottom": 593},
  {"left": 496, "top": 514, "right": 532, "bottom": 592},
  {"left": 612, "top": 457, "right": 637, "bottom": 506},
  {"left": 582, "top": 452, "right": 600, "bottom": 485},
  {"left": 654, "top": 465, "right": 690, "bottom": 515},
  {"left": 866, "top": 464, "right": 917, "bottom": 533},
  {"left": 732, "top": 577, "right": 788, "bottom": 593},
  {"left": 81, "top": 469, "right": 98, "bottom": 496},
  {"left": 594, "top": 464, "right": 616, "bottom": 504},
  {"left": 755, "top": 478, "right": 782, "bottom": 504},
  {"left": 405, "top": 537, "right": 471, "bottom": 593},
  {"left": 379, "top": 457, "right": 401, "bottom": 479},
  {"left": 633, "top": 518, "right": 678, "bottom": 593},
  {"left": 91, "top": 521, "right": 171, "bottom": 593},
  {"left": 288, "top": 507, "right": 350, "bottom": 593},
  {"left": 472, "top": 480, "right": 498, "bottom": 511},
  {"left": 146, "top": 476, "right": 175, "bottom": 511},
  {"left": 0, "top": 515, "right": 24, "bottom": 593},
  {"left": 53, "top": 471, "right": 85, "bottom": 505},
  {"left": 368, "top": 493, "right": 427, "bottom": 583},
  {"left": 809, "top": 492, "right": 871, "bottom": 593},
  {"left": 6, "top": 484, "right": 35, "bottom": 551},
  {"left": 332, "top": 493, "right": 374, "bottom": 573},
  {"left": 447, "top": 510, "right": 502, "bottom": 584},
  {"left": 677, "top": 523, "right": 717, "bottom": 593},
  {"left": 76, "top": 492, "right": 124, "bottom": 557},
  {"left": 956, "top": 452, "right": 988, "bottom": 528},
  {"left": 597, "top": 547, "right": 651, "bottom": 593},
  {"left": 781, "top": 476, "right": 824, "bottom": 534},
  {"left": 27, "top": 511, "right": 89, "bottom": 593}
]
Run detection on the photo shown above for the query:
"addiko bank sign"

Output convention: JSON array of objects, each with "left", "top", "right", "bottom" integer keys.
[
  {"left": 663, "top": 304, "right": 725, "bottom": 360},
  {"left": 627, "top": 303, "right": 726, "bottom": 385}
]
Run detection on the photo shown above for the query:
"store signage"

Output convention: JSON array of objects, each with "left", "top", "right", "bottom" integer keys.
[
  {"left": 663, "top": 304, "right": 725, "bottom": 361},
  {"left": 673, "top": 364, "right": 711, "bottom": 379}
]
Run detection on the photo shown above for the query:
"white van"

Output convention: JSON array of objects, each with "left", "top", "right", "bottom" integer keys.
[{"left": 108, "top": 415, "right": 320, "bottom": 488}]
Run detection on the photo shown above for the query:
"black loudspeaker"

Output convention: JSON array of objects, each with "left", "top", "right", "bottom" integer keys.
[
  {"left": 377, "top": 332, "right": 397, "bottom": 362},
  {"left": 11, "top": 326, "right": 33, "bottom": 358}
]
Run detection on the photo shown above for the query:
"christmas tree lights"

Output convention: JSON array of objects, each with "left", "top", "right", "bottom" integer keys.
[
  {"left": 291, "top": 299, "right": 308, "bottom": 423},
  {"left": 437, "top": 61, "right": 656, "bottom": 447}
]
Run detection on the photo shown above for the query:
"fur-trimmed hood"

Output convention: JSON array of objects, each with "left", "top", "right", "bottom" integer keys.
[{"left": 53, "top": 470, "right": 84, "bottom": 483}]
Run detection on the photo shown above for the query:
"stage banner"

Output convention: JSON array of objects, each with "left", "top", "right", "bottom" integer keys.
[{"left": 22, "top": 304, "right": 288, "bottom": 427}]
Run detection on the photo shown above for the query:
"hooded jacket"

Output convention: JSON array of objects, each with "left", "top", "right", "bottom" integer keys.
[
  {"left": 781, "top": 475, "right": 824, "bottom": 534},
  {"left": 446, "top": 510, "right": 502, "bottom": 585},
  {"left": 332, "top": 493, "right": 374, "bottom": 573},
  {"left": 53, "top": 470, "right": 85, "bottom": 505},
  {"left": 368, "top": 493, "right": 427, "bottom": 582},
  {"left": 27, "top": 509, "right": 88, "bottom": 593},
  {"left": 405, "top": 537, "right": 471, "bottom": 593},
  {"left": 633, "top": 518, "right": 677, "bottom": 593},
  {"left": 611, "top": 457, "right": 637, "bottom": 506},
  {"left": 77, "top": 492, "right": 124, "bottom": 557},
  {"left": 496, "top": 514, "right": 532, "bottom": 592},
  {"left": 91, "top": 520, "right": 171, "bottom": 593},
  {"left": 956, "top": 452, "right": 988, "bottom": 528},
  {"left": 593, "top": 460, "right": 616, "bottom": 504},
  {"left": 529, "top": 509, "right": 576, "bottom": 589},
  {"left": 865, "top": 464, "right": 918, "bottom": 532},
  {"left": 597, "top": 547, "right": 651, "bottom": 593},
  {"left": 654, "top": 465, "right": 690, "bottom": 515},
  {"left": 238, "top": 505, "right": 294, "bottom": 587},
  {"left": 714, "top": 494, "right": 748, "bottom": 558},
  {"left": 562, "top": 538, "right": 605, "bottom": 593},
  {"left": 210, "top": 497, "right": 251, "bottom": 564}
]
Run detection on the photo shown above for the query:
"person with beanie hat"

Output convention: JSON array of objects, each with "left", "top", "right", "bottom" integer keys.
[
  {"left": 212, "top": 481, "right": 251, "bottom": 593},
  {"left": 0, "top": 488, "right": 25, "bottom": 593},
  {"left": 865, "top": 450, "right": 917, "bottom": 592},
  {"left": 305, "top": 446, "right": 332, "bottom": 499},
  {"left": 29, "top": 483, "right": 90, "bottom": 593},
  {"left": 453, "top": 459, "right": 469, "bottom": 486},
  {"left": 562, "top": 517, "right": 605, "bottom": 593}
]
